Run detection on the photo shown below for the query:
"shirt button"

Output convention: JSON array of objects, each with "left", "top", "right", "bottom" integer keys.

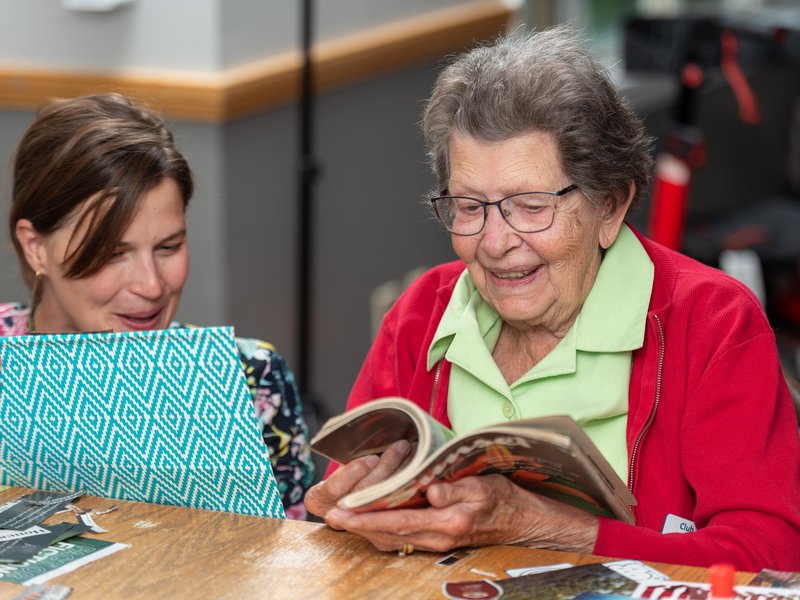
[{"left": 502, "top": 401, "right": 515, "bottom": 419}]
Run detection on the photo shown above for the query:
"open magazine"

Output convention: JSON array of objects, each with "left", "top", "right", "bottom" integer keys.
[{"left": 311, "top": 397, "right": 635, "bottom": 522}]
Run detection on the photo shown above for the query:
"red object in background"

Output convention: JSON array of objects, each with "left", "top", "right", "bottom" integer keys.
[
  {"left": 648, "top": 121, "right": 705, "bottom": 251},
  {"left": 649, "top": 154, "right": 692, "bottom": 250},
  {"left": 648, "top": 62, "right": 707, "bottom": 250},
  {"left": 720, "top": 29, "right": 761, "bottom": 125}
]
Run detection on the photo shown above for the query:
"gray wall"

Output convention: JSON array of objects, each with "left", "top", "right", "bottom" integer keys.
[
  {"left": 221, "top": 61, "right": 456, "bottom": 427},
  {"left": 0, "top": 111, "right": 43, "bottom": 300},
  {"left": 0, "top": 0, "right": 479, "bottom": 72}
]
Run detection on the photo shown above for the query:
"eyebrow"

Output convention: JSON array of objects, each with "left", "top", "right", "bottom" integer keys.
[{"left": 116, "top": 229, "right": 187, "bottom": 248}]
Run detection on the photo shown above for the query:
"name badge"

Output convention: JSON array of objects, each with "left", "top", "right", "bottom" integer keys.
[{"left": 662, "top": 513, "right": 696, "bottom": 534}]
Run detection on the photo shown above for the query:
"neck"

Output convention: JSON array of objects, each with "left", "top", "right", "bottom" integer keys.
[
  {"left": 31, "top": 292, "right": 74, "bottom": 334},
  {"left": 493, "top": 323, "right": 568, "bottom": 385}
]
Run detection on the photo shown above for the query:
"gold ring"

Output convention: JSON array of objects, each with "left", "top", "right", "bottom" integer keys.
[{"left": 398, "top": 543, "right": 415, "bottom": 556}]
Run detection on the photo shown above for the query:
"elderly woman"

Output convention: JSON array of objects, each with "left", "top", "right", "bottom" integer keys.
[
  {"left": 305, "top": 26, "right": 800, "bottom": 569},
  {"left": 1, "top": 93, "right": 314, "bottom": 518}
]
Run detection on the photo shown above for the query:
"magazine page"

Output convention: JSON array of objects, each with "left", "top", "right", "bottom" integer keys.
[
  {"left": 750, "top": 569, "right": 800, "bottom": 589},
  {"left": 632, "top": 581, "right": 800, "bottom": 599},
  {"left": 341, "top": 424, "right": 634, "bottom": 523},
  {"left": 311, "top": 398, "right": 454, "bottom": 465},
  {"left": 501, "top": 416, "right": 635, "bottom": 510},
  {"left": 443, "top": 562, "right": 649, "bottom": 600}
]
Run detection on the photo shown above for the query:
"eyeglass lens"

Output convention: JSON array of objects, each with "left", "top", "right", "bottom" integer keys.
[{"left": 436, "top": 193, "right": 557, "bottom": 234}]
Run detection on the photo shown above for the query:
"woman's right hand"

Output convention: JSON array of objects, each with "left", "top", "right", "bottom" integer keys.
[{"left": 304, "top": 439, "right": 411, "bottom": 521}]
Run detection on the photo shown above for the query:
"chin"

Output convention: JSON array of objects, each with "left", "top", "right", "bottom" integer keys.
[{"left": 495, "top": 303, "right": 545, "bottom": 325}]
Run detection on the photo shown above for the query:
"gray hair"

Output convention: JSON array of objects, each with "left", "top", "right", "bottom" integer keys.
[{"left": 421, "top": 24, "right": 653, "bottom": 214}]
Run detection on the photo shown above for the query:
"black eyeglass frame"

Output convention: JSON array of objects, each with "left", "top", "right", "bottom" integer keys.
[{"left": 429, "top": 184, "right": 579, "bottom": 236}]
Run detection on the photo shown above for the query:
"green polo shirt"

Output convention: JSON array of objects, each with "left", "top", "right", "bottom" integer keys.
[{"left": 426, "top": 224, "right": 654, "bottom": 482}]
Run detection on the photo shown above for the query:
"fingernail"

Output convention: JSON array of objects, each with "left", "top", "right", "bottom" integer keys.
[
  {"left": 364, "top": 454, "right": 379, "bottom": 468},
  {"left": 329, "top": 507, "right": 349, "bottom": 523},
  {"left": 395, "top": 439, "right": 411, "bottom": 454},
  {"left": 326, "top": 508, "right": 342, "bottom": 527}
]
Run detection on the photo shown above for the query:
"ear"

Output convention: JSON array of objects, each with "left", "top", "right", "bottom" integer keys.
[
  {"left": 15, "top": 219, "right": 50, "bottom": 275},
  {"left": 598, "top": 182, "right": 635, "bottom": 250}
]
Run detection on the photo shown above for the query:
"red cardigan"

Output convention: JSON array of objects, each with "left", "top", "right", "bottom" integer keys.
[{"left": 340, "top": 227, "right": 800, "bottom": 570}]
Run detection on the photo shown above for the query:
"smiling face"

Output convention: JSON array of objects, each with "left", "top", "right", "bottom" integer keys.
[
  {"left": 18, "top": 178, "right": 189, "bottom": 334},
  {"left": 448, "top": 131, "right": 628, "bottom": 336}
]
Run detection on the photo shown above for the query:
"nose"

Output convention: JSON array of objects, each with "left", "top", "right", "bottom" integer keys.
[
  {"left": 129, "top": 255, "right": 164, "bottom": 300},
  {"left": 479, "top": 203, "right": 520, "bottom": 256}
]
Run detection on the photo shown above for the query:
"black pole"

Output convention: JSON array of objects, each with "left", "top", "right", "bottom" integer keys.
[{"left": 297, "top": 0, "right": 318, "bottom": 398}]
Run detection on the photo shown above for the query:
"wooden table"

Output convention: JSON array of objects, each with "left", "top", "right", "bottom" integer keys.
[{"left": 0, "top": 487, "right": 754, "bottom": 599}]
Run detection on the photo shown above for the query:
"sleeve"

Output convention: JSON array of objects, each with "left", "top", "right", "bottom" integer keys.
[
  {"left": 595, "top": 328, "right": 800, "bottom": 571},
  {"left": 347, "top": 302, "right": 405, "bottom": 408},
  {"left": 322, "top": 262, "right": 460, "bottom": 479},
  {"left": 347, "top": 263, "right": 454, "bottom": 409},
  {"left": 237, "top": 338, "right": 316, "bottom": 520}
]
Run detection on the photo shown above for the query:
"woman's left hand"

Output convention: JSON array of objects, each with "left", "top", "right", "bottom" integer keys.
[{"left": 323, "top": 474, "right": 599, "bottom": 554}]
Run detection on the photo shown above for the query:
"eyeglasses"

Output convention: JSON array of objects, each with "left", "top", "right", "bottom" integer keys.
[{"left": 430, "top": 184, "right": 579, "bottom": 236}]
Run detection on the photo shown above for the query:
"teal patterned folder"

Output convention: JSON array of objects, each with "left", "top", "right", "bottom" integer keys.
[{"left": 0, "top": 326, "right": 285, "bottom": 519}]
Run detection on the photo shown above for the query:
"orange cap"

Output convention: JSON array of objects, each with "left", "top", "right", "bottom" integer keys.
[{"left": 709, "top": 563, "right": 736, "bottom": 598}]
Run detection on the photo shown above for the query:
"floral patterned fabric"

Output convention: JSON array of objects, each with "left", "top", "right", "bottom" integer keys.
[{"left": 0, "top": 302, "right": 314, "bottom": 519}]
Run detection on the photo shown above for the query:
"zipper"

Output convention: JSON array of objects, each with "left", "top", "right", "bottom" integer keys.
[
  {"left": 628, "top": 313, "right": 665, "bottom": 496},
  {"left": 429, "top": 359, "right": 443, "bottom": 416}
]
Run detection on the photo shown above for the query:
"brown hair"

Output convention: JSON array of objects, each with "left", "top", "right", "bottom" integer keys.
[{"left": 9, "top": 92, "right": 193, "bottom": 287}]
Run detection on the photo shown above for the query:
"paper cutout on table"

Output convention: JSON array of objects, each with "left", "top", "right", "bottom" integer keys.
[
  {"left": 0, "top": 520, "right": 91, "bottom": 564},
  {"left": 443, "top": 561, "right": 668, "bottom": 600},
  {"left": 0, "top": 526, "right": 49, "bottom": 543},
  {"left": 0, "top": 491, "right": 85, "bottom": 530},
  {"left": 437, "top": 551, "right": 469, "bottom": 566},
  {"left": 76, "top": 513, "right": 107, "bottom": 533},
  {"left": 0, "top": 327, "right": 284, "bottom": 518},
  {"left": 505, "top": 560, "right": 668, "bottom": 583},
  {"left": 506, "top": 562, "right": 573, "bottom": 577},
  {"left": 573, "top": 594, "right": 632, "bottom": 599},
  {"left": 632, "top": 581, "right": 800, "bottom": 599},
  {"left": 0, "top": 537, "right": 127, "bottom": 585},
  {"left": 442, "top": 579, "right": 503, "bottom": 600},
  {"left": 11, "top": 583, "right": 72, "bottom": 600},
  {"left": 751, "top": 569, "right": 800, "bottom": 590},
  {"left": 603, "top": 560, "right": 670, "bottom": 583}
]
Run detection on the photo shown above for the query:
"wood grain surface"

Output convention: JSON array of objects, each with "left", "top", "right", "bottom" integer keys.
[{"left": 0, "top": 487, "right": 754, "bottom": 599}]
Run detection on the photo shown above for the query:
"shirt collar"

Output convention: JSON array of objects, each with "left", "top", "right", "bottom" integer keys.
[
  {"left": 427, "top": 268, "right": 475, "bottom": 371},
  {"left": 574, "top": 224, "right": 653, "bottom": 352}
]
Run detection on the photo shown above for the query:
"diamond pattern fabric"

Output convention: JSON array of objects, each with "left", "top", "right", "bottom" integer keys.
[{"left": 0, "top": 326, "right": 284, "bottom": 518}]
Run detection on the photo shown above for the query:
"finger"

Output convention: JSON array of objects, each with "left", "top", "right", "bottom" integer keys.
[
  {"left": 325, "top": 506, "right": 465, "bottom": 553},
  {"left": 350, "top": 439, "right": 412, "bottom": 492},
  {"left": 325, "top": 505, "right": 420, "bottom": 535},
  {"left": 426, "top": 474, "right": 502, "bottom": 508},
  {"left": 305, "top": 454, "right": 379, "bottom": 517}
]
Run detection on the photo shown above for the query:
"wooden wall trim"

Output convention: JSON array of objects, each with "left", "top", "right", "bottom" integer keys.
[{"left": 0, "top": 1, "right": 513, "bottom": 123}]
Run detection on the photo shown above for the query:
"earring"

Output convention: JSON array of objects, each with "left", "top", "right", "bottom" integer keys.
[{"left": 28, "top": 271, "right": 42, "bottom": 334}]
